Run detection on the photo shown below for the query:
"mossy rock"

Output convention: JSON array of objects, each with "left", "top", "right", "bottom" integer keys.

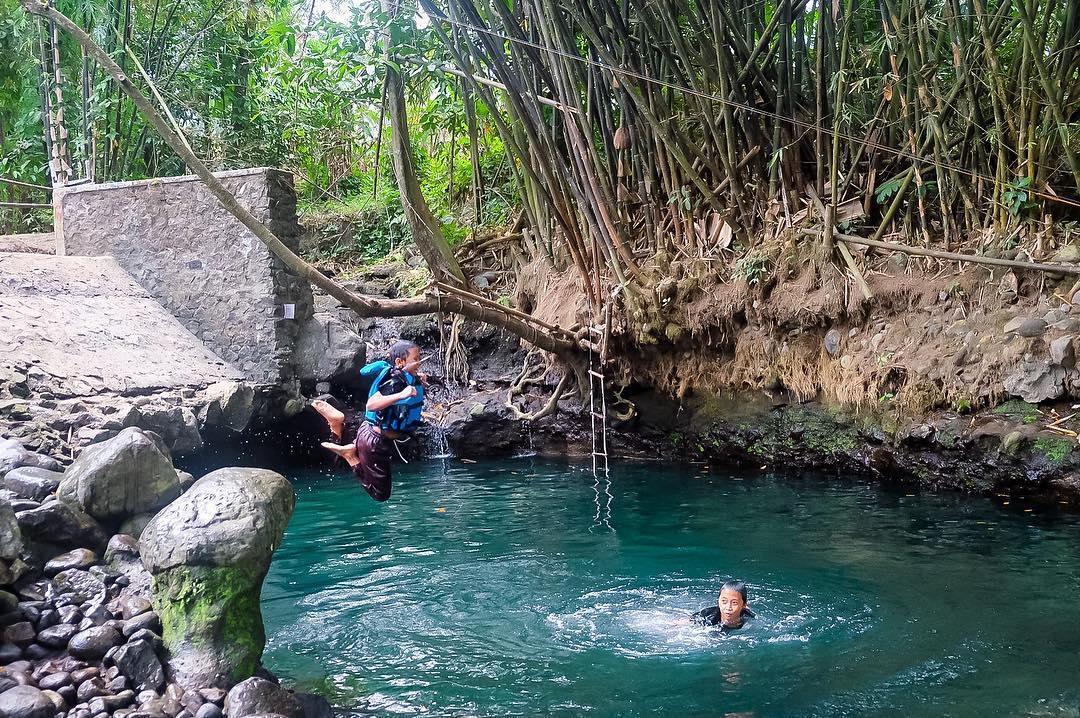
[
  {"left": 141, "top": 467, "right": 294, "bottom": 690},
  {"left": 153, "top": 564, "right": 267, "bottom": 689},
  {"left": 1032, "top": 436, "right": 1074, "bottom": 464},
  {"left": 992, "top": 400, "right": 1041, "bottom": 424}
]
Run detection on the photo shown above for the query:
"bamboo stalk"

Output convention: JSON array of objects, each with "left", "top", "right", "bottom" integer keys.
[
  {"left": 0, "top": 177, "right": 51, "bottom": 191},
  {"left": 0, "top": 202, "right": 52, "bottom": 209},
  {"left": 800, "top": 228, "right": 1080, "bottom": 276}
]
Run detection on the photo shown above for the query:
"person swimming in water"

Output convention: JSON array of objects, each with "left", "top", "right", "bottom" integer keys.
[
  {"left": 311, "top": 340, "right": 427, "bottom": 502},
  {"left": 690, "top": 580, "right": 755, "bottom": 631}
]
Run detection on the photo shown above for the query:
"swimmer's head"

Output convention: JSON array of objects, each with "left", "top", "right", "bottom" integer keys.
[
  {"left": 389, "top": 340, "right": 422, "bottom": 376},
  {"left": 717, "top": 580, "right": 748, "bottom": 627}
]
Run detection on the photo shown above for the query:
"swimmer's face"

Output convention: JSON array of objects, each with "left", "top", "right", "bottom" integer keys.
[
  {"left": 396, "top": 347, "right": 423, "bottom": 376},
  {"left": 718, "top": 588, "right": 746, "bottom": 627}
]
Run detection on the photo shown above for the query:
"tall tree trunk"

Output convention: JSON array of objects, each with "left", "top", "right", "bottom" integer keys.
[
  {"left": 382, "top": 0, "right": 467, "bottom": 287},
  {"left": 232, "top": 0, "right": 257, "bottom": 136}
]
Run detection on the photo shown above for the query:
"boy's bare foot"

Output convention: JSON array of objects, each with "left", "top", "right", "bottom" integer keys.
[
  {"left": 311, "top": 400, "right": 345, "bottom": 440},
  {"left": 321, "top": 441, "right": 360, "bottom": 468}
]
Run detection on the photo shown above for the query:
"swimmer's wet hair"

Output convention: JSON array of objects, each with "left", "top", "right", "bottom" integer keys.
[
  {"left": 719, "top": 580, "right": 748, "bottom": 602},
  {"left": 389, "top": 340, "right": 418, "bottom": 364}
]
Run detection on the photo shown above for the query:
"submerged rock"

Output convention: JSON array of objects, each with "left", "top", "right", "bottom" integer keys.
[
  {"left": 57, "top": 427, "right": 181, "bottom": 523},
  {"left": 140, "top": 468, "right": 294, "bottom": 690},
  {"left": 293, "top": 691, "right": 334, "bottom": 718}
]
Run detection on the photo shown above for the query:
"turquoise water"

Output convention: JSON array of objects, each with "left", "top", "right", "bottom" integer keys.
[{"left": 261, "top": 459, "right": 1080, "bottom": 717}]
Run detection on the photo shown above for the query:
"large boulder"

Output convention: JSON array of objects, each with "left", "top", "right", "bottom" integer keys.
[
  {"left": 0, "top": 438, "right": 62, "bottom": 477},
  {"left": 441, "top": 390, "right": 521, "bottom": 457},
  {"left": 292, "top": 313, "right": 366, "bottom": 388},
  {"left": 57, "top": 427, "right": 181, "bottom": 523},
  {"left": 223, "top": 678, "right": 303, "bottom": 718},
  {"left": 1003, "top": 360, "right": 1067, "bottom": 403},
  {"left": 3, "top": 466, "right": 63, "bottom": 502},
  {"left": 15, "top": 499, "right": 109, "bottom": 553},
  {"left": 140, "top": 468, "right": 294, "bottom": 690},
  {"left": 132, "top": 406, "right": 203, "bottom": 455},
  {"left": 198, "top": 382, "right": 256, "bottom": 433}
]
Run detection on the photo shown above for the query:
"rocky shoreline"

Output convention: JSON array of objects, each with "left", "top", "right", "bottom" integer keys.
[{"left": 0, "top": 429, "right": 328, "bottom": 718}]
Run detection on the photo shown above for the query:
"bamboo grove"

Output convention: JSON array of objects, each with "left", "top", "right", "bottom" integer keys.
[
  {"left": 417, "top": 0, "right": 1080, "bottom": 309},
  {"left": 7, "top": 0, "right": 1080, "bottom": 345}
]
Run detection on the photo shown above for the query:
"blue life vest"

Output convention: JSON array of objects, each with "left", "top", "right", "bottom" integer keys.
[{"left": 360, "top": 361, "right": 425, "bottom": 434}]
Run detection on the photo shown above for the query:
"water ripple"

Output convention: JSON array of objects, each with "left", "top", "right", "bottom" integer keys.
[{"left": 261, "top": 460, "right": 1080, "bottom": 718}]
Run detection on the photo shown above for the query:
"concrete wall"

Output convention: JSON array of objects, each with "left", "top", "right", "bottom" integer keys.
[{"left": 57, "top": 168, "right": 314, "bottom": 385}]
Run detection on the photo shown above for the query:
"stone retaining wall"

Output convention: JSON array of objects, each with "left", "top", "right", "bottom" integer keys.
[{"left": 56, "top": 169, "right": 314, "bottom": 385}]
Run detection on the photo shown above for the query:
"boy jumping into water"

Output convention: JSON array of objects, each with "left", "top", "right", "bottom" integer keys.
[
  {"left": 690, "top": 580, "right": 755, "bottom": 631},
  {"left": 312, "top": 340, "right": 426, "bottom": 502}
]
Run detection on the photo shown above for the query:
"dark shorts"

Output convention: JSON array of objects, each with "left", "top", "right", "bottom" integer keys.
[{"left": 353, "top": 422, "right": 394, "bottom": 502}]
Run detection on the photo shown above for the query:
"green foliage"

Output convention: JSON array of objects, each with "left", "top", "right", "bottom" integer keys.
[
  {"left": 733, "top": 253, "right": 769, "bottom": 285},
  {"left": 0, "top": 0, "right": 514, "bottom": 257},
  {"left": 0, "top": 0, "right": 50, "bottom": 231},
  {"left": 951, "top": 395, "right": 973, "bottom": 414},
  {"left": 993, "top": 399, "right": 1041, "bottom": 424},
  {"left": 875, "top": 173, "right": 905, "bottom": 204},
  {"left": 1004, "top": 177, "right": 1037, "bottom": 218},
  {"left": 1033, "top": 437, "right": 1073, "bottom": 464}
]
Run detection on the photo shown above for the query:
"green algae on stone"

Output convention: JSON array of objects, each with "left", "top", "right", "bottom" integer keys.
[
  {"left": 1001, "top": 430, "right": 1026, "bottom": 456},
  {"left": 992, "top": 400, "right": 1041, "bottom": 424},
  {"left": 140, "top": 467, "right": 294, "bottom": 690},
  {"left": 153, "top": 564, "right": 267, "bottom": 685},
  {"left": 1032, "top": 437, "right": 1074, "bottom": 464}
]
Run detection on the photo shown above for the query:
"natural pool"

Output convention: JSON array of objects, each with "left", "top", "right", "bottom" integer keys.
[{"left": 261, "top": 458, "right": 1080, "bottom": 717}]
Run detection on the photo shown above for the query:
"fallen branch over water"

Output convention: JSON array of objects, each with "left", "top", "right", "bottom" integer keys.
[{"left": 20, "top": 0, "right": 576, "bottom": 358}]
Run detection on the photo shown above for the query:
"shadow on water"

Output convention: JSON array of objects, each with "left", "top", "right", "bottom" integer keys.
[{"left": 248, "top": 456, "right": 1080, "bottom": 718}]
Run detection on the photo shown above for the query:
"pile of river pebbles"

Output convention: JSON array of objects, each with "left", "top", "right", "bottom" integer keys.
[{"left": 0, "top": 546, "right": 225, "bottom": 718}]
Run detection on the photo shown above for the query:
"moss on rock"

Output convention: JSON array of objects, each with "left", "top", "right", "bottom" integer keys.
[
  {"left": 1032, "top": 437, "right": 1074, "bottom": 464},
  {"left": 153, "top": 563, "right": 268, "bottom": 686}
]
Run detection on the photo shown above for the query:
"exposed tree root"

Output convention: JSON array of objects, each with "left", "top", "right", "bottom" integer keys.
[{"left": 505, "top": 350, "right": 574, "bottom": 422}]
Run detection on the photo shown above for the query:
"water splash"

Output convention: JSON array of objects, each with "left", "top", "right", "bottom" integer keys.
[
  {"left": 427, "top": 416, "right": 452, "bottom": 460},
  {"left": 546, "top": 582, "right": 873, "bottom": 658}
]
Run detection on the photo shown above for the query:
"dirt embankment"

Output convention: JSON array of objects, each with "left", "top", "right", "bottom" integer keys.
[
  {"left": 291, "top": 234, "right": 1080, "bottom": 504},
  {"left": 494, "top": 247, "right": 1080, "bottom": 503}
]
